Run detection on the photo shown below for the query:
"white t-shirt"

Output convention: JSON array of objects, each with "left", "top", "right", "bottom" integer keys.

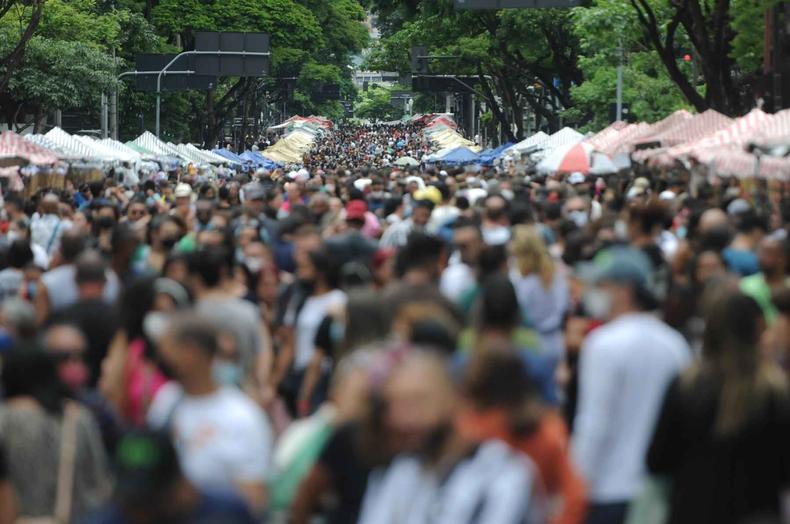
[
  {"left": 292, "top": 289, "right": 346, "bottom": 371},
  {"left": 572, "top": 313, "right": 690, "bottom": 502},
  {"left": 440, "top": 262, "right": 475, "bottom": 304},
  {"left": 147, "top": 383, "right": 273, "bottom": 493}
]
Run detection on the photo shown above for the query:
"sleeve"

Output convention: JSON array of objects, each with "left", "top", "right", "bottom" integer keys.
[
  {"left": 145, "top": 382, "right": 181, "bottom": 430},
  {"left": 646, "top": 377, "right": 683, "bottom": 474},
  {"left": 571, "top": 334, "right": 620, "bottom": 485}
]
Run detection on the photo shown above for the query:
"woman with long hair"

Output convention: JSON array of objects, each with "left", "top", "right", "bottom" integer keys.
[
  {"left": 0, "top": 346, "right": 109, "bottom": 522},
  {"left": 509, "top": 225, "right": 570, "bottom": 364},
  {"left": 648, "top": 287, "right": 790, "bottom": 524}
]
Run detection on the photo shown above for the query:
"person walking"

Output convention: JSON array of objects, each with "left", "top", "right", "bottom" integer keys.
[
  {"left": 647, "top": 288, "right": 790, "bottom": 524},
  {"left": 573, "top": 247, "right": 690, "bottom": 524}
]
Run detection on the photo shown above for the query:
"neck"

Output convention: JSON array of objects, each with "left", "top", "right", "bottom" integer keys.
[{"left": 180, "top": 369, "right": 218, "bottom": 396}]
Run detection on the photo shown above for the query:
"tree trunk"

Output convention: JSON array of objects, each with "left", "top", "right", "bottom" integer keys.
[{"left": 0, "top": 0, "right": 44, "bottom": 93}]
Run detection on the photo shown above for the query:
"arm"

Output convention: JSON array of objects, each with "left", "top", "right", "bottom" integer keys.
[
  {"left": 34, "top": 281, "right": 49, "bottom": 325},
  {"left": 290, "top": 463, "right": 333, "bottom": 524},
  {"left": 98, "top": 331, "right": 130, "bottom": 418},
  {"left": 0, "top": 481, "right": 14, "bottom": 524},
  {"left": 272, "top": 326, "right": 294, "bottom": 391},
  {"left": 298, "top": 350, "right": 324, "bottom": 417},
  {"left": 255, "top": 322, "right": 275, "bottom": 408},
  {"left": 236, "top": 481, "right": 267, "bottom": 517}
]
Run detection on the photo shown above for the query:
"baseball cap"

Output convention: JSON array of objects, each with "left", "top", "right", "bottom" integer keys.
[
  {"left": 579, "top": 246, "right": 652, "bottom": 288},
  {"left": 726, "top": 198, "right": 751, "bottom": 216},
  {"left": 568, "top": 172, "right": 586, "bottom": 185},
  {"left": 414, "top": 186, "right": 442, "bottom": 206},
  {"left": 174, "top": 183, "right": 192, "bottom": 198},
  {"left": 243, "top": 183, "right": 266, "bottom": 201},
  {"left": 346, "top": 200, "right": 368, "bottom": 221},
  {"left": 113, "top": 431, "right": 180, "bottom": 505}
]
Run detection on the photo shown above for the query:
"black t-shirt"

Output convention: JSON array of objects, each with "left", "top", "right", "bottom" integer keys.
[
  {"left": 314, "top": 315, "right": 335, "bottom": 363},
  {"left": 317, "top": 423, "right": 370, "bottom": 524},
  {"left": 48, "top": 298, "right": 120, "bottom": 388}
]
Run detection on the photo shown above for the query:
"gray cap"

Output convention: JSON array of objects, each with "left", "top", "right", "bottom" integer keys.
[
  {"left": 243, "top": 183, "right": 266, "bottom": 201},
  {"left": 579, "top": 246, "right": 652, "bottom": 288}
]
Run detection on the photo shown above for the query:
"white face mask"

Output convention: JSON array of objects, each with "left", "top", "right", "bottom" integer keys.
[
  {"left": 143, "top": 311, "right": 169, "bottom": 342},
  {"left": 6, "top": 231, "right": 19, "bottom": 242},
  {"left": 583, "top": 288, "right": 613, "bottom": 320},
  {"left": 614, "top": 220, "right": 628, "bottom": 240},
  {"left": 569, "top": 210, "right": 589, "bottom": 228}
]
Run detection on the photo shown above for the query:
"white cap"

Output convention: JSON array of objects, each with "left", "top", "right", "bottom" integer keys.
[
  {"left": 659, "top": 190, "right": 676, "bottom": 201},
  {"left": 174, "top": 183, "right": 192, "bottom": 198},
  {"left": 568, "top": 172, "right": 586, "bottom": 185},
  {"left": 439, "top": 170, "right": 448, "bottom": 177}
]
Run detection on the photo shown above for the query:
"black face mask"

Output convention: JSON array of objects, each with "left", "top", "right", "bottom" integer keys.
[
  {"left": 420, "top": 422, "right": 453, "bottom": 462},
  {"left": 96, "top": 216, "right": 116, "bottom": 230},
  {"left": 161, "top": 237, "right": 178, "bottom": 250}
]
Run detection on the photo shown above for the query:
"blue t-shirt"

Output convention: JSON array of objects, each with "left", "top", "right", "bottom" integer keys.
[
  {"left": 83, "top": 491, "right": 256, "bottom": 524},
  {"left": 722, "top": 247, "right": 759, "bottom": 276}
]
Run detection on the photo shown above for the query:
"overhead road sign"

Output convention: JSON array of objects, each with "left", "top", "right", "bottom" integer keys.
[
  {"left": 134, "top": 54, "right": 216, "bottom": 91},
  {"left": 194, "top": 31, "right": 270, "bottom": 77}
]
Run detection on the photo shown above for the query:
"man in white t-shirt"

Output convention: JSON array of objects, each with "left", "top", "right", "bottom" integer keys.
[{"left": 147, "top": 314, "right": 273, "bottom": 515}]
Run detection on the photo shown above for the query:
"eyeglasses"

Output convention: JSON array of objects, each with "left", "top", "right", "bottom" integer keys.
[{"left": 49, "top": 350, "right": 85, "bottom": 363}]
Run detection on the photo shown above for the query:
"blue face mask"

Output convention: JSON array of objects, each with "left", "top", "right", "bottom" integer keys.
[
  {"left": 676, "top": 226, "right": 687, "bottom": 239},
  {"left": 212, "top": 360, "right": 243, "bottom": 387}
]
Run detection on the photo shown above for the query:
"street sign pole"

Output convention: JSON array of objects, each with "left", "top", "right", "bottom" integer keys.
[
  {"left": 155, "top": 50, "right": 270, "bottom": 138},
  {"left": 114, "top": 70, "right": 195, "bottom": 141}
]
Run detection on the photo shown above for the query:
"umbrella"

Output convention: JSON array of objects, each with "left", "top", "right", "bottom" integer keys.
[
  {"left": 537, "top": 142, "right": 617, "bottom": 175},
  {"left": 395, "top": 156, "right": 419, "bottom": 167}
]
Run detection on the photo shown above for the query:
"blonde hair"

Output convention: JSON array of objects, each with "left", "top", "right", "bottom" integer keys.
[{"left": 510, "top": 225, "right": 554, "bottom": 288}]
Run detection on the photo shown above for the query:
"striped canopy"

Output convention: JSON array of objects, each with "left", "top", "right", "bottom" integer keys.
[{"left": 0, "top": 131, "right": 59, "bottom": 165}]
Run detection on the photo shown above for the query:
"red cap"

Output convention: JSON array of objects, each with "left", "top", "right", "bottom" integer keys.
[{"left": 346, "top": 200, "right": 368, "bottom": 221}]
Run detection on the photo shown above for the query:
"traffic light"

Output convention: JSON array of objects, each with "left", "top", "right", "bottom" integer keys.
[{"left": 411, "top": 46, "right": 428, "bottom": 75}]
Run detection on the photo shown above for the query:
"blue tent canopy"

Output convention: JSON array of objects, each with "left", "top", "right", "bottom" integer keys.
[
  {"left": 479, "top": 142, "right": 513, "bottom": 166},
  {"left": 212, "top": 148, "right": 248, "bottom": 169},
  {"left": 438, "top": 146, "right": 480, "bottom": 166},
  {"left": 240, "top": 150, "right": 282, "bottom": 170}
]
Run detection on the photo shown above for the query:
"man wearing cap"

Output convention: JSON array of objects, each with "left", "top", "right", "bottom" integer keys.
[
  {"left": 325, "top": 200, "right": 379, "bottom": 265},
  {"left": 85, "top": 431, "right": 257, "bottom": 524},
  {"left": 573, "top": 247, "right": 690, "bottom": 524}
]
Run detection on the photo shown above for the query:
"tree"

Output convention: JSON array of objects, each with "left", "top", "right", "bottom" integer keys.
[
  {"left": 365, "top": 0, "right": 582, "bottom": 140},
  {"left": 626, "top": 0, "right": 779, "bottom": 115},
  {"left": 354, "top": 85, "right": 403, "bottom": 121},
  {"left": 0, "top": 0, "right": 44, "bottom": 93},
  {"left": 566, "top": 0, "right": 691, "bottom": 130}
]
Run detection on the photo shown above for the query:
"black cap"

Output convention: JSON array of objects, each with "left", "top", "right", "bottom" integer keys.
[{"left": 113, "top": 430, "right": 180, "bottom": 505}]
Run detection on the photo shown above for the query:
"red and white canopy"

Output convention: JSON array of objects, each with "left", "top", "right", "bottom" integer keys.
[
  {"left": 0, "top": 131, "right": 60, "bottom": 165},
  {"left": 537, "top": 142, "right": 617, "bottom": 175}
]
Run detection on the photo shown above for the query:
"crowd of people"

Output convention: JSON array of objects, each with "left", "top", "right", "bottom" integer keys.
[{"left": 0, "top": 120, "right": 788, "bottom": 524}]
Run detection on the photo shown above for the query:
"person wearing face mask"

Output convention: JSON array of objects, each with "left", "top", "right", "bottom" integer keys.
[
  {"left": 43, "top": 323, "right": 123, "bottom": 452},
  {"left": 144, "top": 215, "right": 186, "bottom": 274},
  {"left": 573, "top": 247, "right": 690, "bottom": 524},
  {"left": 481, "top": 194, "right": 511, "bottom": 246},
  {"left": 564, "top": 196, "right": 591, "bottom": 230},
  {"left": 48, "top": 251, "right": 120, "bottom": 388}
]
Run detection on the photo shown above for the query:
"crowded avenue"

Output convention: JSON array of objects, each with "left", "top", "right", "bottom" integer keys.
[{"left": 0, "top": 109, "right": 787, "bottom": 524}]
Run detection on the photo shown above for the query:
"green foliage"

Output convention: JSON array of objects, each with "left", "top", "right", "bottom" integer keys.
[
  {"left": 354, "top": 85, "right": 402, "bottom": 121},
  {"left": 6, "top": 37, "right": 117, "bottom": 111},
  {"left": 567, "top": 0, "right": 690, "bottom": 131},
  {"left": 730, "top": 0, "right": 779, "bottom": 73}
]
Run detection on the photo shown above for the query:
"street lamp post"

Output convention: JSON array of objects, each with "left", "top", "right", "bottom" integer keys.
[
  {"left": 113, "top": 70, "right": 195, "bottom": 141},
  {"left": 154, "top": 50, "right": 270, "bottom": 138}
]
